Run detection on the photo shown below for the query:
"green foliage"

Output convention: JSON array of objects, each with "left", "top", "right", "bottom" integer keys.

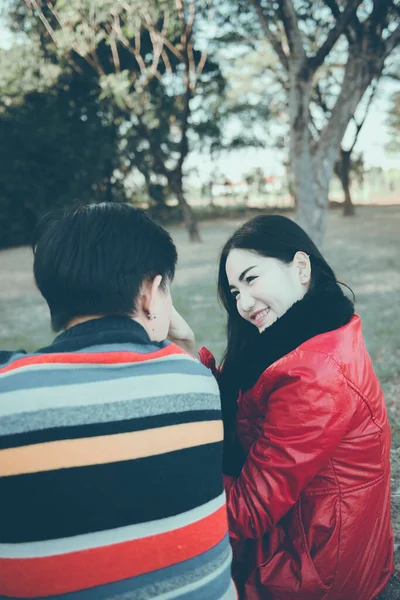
[
  {"left": 0, "top": 57, "right": 122, "bottom": 248},
  {"left": 0, "top": 40, "right": 61, "bottom": 105}
]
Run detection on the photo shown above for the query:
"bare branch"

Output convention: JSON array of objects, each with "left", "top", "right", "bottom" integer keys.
[
  {"left": 309, "top": 114, "right": 321, "bottom": 142},
  {"left": 369, "top": 0, "right": 391, "bottom": 30},
  {"left": 316, "top": 52, "right": 372, "bottom": 162},
  {"left": 383, "top": 24, "right": 400, "bottom": 59},
  {"left": 25, "top": 0, "right": 60, "bottom": 47},
  {"left": 187, "top": 41, "right": 196, "bottom": 92},
  {"left": 279, "top": 0, "right": 307, "bottom": 65},
  {"left": 248, "top": 0, "right": 289, "bottom": 70},
  {"left": 42, "top": 0, "right": 84, "bottom": 74},
  {"left": 324, "top": 0, "right": 362, "bottom": 43},
  {"left": 133, "top": 24, "right": 145, "bottom": 72},
  {"left": 315, "top": 82, "right": 331, "bottom": 114},
  {"left": 384, "top": 72, "right": 400, "bottom": 82},
  {"left": 196, "top": 49, "right": 208, "bottom": 78},
  {"left": 162, "top": 37, "right": 185, "bottom": 62},
  {"left": 176, "top": 0, "right": 185, "bottom": 21},
  {"left": 310, "top": 0, "right": 363, "bottom": 73},
  {"left": 46, "top": 1, "right": 62, "bottom": 29},
  {"left": 186, "top": 0, "right": 196, "bottom": 38},
  {"left": 324, "top": 0, "right": 340, "bottom": 20},
  {"left": 110, "top": 37, "right": 121, "bottom": 73},
  {"left": 348, "top": 78, "right": 379, "bottom": 153},
  {"left": 161, "top": 49, "right": 172, "bottom": 75},
  {"left": 147, "top": 27, "right": 164, "bottom": 80},
  {"left": 177, "top": 80, "right": 192, "bottom": 172}
]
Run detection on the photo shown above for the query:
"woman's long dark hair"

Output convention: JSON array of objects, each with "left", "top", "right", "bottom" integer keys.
[{"left": 217, "top": 215, "right": 338, "bottom": 442}]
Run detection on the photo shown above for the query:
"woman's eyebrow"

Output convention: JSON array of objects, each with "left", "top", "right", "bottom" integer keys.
[
  {"left": 239, "top": 266, "right": 257, "bottom": 281},
  {"left": 229, "top": 266, "right": 257, "bottom": 290}
]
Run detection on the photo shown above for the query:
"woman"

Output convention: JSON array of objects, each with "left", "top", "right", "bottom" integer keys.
[{"left": 170, "top": 215, "right": 394, "bottom": 600}]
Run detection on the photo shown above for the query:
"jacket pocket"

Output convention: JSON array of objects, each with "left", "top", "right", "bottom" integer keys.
[{"left": 297, "top": 495, "right": 339, "bottom": 591}]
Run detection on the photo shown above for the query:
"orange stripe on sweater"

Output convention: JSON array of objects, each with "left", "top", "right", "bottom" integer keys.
[
  {"left": 0, "top": 421, "right": 223, "bottom": 476},
  {"left": 0, "top": 506, "right": 228, "bottom": 597},
  {"left": 0, "top": 345, "right": 188, "bottom": 375}
]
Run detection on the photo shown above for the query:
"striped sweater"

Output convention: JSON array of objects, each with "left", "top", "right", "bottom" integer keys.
[{"left": 0, "top": 317, "right": 235, "bottom": 599}]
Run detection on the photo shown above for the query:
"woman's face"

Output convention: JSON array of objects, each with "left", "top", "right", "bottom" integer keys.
[{"left": 226, "top": 249, "right": 310, "bottom": 332}]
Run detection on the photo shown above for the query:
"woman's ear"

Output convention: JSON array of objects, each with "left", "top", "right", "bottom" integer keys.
[
  {"left": 294, "top": 251, "right": 311, "bottom": 285},
  {"left": 140, "top": 275, "right": 163, "bottom": 320}
]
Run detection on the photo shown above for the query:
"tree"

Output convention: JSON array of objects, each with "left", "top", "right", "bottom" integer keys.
[
  {"left": 334, "top": 149, "right": 363, "bottom": 215},
  {"left": 332, "top": 79, "right": 377, "bottom": 216},
  {"left": 386, "top": 89, "right": 400, "bottom": 153},
  {"left": 237, "top": 0, "right": 400, "bottom": 245},
  {"left": 0, "top": 42, "right": 121, "bottom": 249},
  {"left": 16, "top": 0, "right": 224, "bottom": 241}
]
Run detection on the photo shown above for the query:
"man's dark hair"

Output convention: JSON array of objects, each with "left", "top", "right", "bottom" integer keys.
[{"left": 33, "top": 203, "right": 177, "bottom": 331}]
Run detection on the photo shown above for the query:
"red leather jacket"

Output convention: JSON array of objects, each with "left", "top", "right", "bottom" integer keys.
[{"left": 200, "top": 316, "right": 393, "bottom": 600}]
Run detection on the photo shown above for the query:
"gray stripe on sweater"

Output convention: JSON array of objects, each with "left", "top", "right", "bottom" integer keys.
[
  {"left": 0, "top": 372, "right": 219, "bottom": 418},
  {"left": 0, "top": 355, "right": 206, "bottom": 393},
  {"left": 2, "top": 539, "right": 234, "bottom": 600},
  {"left": 0, "top": 392, "right": 221, "bottom": 435}
]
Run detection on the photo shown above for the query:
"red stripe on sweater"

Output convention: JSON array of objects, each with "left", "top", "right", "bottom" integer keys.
[
  {"left": 0, "top": 344, "right": 188, "bottom": 375},
  {"left": 0, "top": 506, "right": 228, "bottom": 597}
]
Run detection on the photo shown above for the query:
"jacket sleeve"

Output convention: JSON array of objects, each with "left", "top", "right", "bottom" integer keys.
[
  {"left": 224, "top": 351, "right": 355, "bottom": 541},
  {"left": 198, "top": 346, "right": 218, "bottom": 377}
]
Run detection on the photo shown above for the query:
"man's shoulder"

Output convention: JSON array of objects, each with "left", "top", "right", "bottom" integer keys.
[
  {"left": 0, "top": 349, "right": 28, "bottom": 368},
  {"left": 159, "top": 342, "right": 220, "bottom": 394}
]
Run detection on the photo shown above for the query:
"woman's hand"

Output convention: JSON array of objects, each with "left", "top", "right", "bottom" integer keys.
[{"left": 168, "top": 306, "right": 196, "bottom": 356}]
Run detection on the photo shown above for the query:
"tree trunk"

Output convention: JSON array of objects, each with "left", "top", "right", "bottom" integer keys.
[
  {"left": 288, "top": 70, "right": 328, "bottom": 248},
  {"left": 342, "top": 183, "right": 355, "bottom": 216},
  {"left": 290, "top": 53, "right": 373, "bottom": 245},
  {"left": 294, "top": 157, "right": 329, "bottom": 249},
  {"left": 338, "top": 150, "right": 355, "bottom": 217},
  {"left": 334, "top": 150, "right": 355, "bottom": 216},
  {"left": 169, "top": 176, "right": 202, "bottom": 242}
]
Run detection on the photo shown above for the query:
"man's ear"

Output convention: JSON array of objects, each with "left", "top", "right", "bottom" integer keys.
[
  {"left": 140, "top": 275, "right": 163, "bottom": 319},
  {"left": 294, "top": 251, "right": 311, "bottom": 285}
]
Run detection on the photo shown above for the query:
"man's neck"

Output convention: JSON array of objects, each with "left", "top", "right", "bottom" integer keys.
[{"left": 64, "top": 315, "right": 105, "bottom": 331}]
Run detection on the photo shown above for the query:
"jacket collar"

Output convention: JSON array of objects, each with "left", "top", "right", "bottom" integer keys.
[
  {"left": 241, "top": 281, "right": 355, "bottom": 392},
  {"left": 38, "top": 316, "right": 158, "bottom": 354}
]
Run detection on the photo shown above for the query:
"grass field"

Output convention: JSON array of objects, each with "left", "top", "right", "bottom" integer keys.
[{"left": 1, "top": 204, "right": 399, "bottom": 570}]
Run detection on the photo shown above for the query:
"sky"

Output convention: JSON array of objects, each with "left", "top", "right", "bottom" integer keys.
[
  {"left": 187, "top": 77, "right": 400, "bottom": 184},
  {"left": 0, "top": 16, "right": 398, "bottom": 185}
]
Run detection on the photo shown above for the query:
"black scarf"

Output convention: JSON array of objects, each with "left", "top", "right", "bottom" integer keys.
[
  {"left": 241, "top": 280, "right": 355, "bottom": 391},
  {"left": 222, "top": 281, "right": 354, "bottom": 475}
]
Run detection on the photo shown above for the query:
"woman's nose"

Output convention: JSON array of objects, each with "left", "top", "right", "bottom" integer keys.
[{"left": 239, "top": 291, "right": 255, "bottom": 313}]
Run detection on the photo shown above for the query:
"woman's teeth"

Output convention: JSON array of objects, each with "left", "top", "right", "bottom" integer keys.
[{"left": 254, "top": 308, "right": 270, "bottom": 325}]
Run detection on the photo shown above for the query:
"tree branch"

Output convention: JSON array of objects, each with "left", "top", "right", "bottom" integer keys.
[
  {"left": 324, "top": 0, "right": 362, "bottom": 43},
  {"left": 26, "top": 0, "right": 59, "bottom": 47},
  {"left": 248, "top": 0, "right": 289, "bottom": 70},
  {"left": 310, "top": 0, "right": 363, "bottom": 73},
  {"left": 383, "top": 24, "right": 400, "bottom": 60},
  {"left": 177, "top": 78, "right": 192, "bottom": 172},
  {"left": 348, "top": 78, "right": 378, "bottom": 153},
  {"left": 196, "top": 49, "right": 208, "bottom": 78},
  {"left": 279, "top": 0, "right": 307, "bottom": 65},
  {"left": 315, "top": 82, "right": 331, "bottom": 114},
  {"left": 161, "top": 49, "right": 172, "bottom": 75},
  {"left": 110, "top": 37, "right": 121, "bottom": 73}
]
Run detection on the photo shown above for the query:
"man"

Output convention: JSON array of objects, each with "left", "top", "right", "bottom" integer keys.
[{"left": 0, "top": 203, "right": 235, "bottom": 599}]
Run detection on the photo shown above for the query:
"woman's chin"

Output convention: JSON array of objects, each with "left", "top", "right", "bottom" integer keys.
[{"left": 259, "top": 315, "right": 278, "bottom": 333}]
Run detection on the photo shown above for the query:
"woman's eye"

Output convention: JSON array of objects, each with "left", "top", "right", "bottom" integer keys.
[
  {"left": 231, "top": 290, "right": 239, "bottom": 299},
  {"left": 246, "top": 275, "right": 258, "bottom": 284}
]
